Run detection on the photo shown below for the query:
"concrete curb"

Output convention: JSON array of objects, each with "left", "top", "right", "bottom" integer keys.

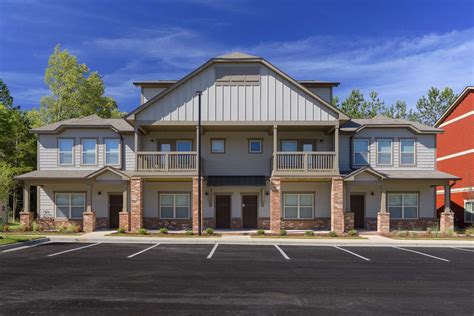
[{"left": 0, "top": 237, "right": 50, "bottom": 251}]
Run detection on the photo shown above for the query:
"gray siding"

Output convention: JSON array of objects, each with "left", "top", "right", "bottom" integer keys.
[{"left": 136, "top": 64, "right": 338, "bottom": 123}]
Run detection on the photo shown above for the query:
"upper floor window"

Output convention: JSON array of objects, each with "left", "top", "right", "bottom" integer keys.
[
  {"left": 55, "top": 193, "right": 85, "bottom": 219},
  {"left": 104, "top": 139, "right": 120, "bottom": 165},
  {"left": 388, "top": 193, "right": 418, "bottom": 219},
  {"left": 377, "top": 139, "right": 392, "bottom": 165},
  {"left": 400, "top": 139, "right": 415, "bottom": 165},
  {"left": 353, "top": 139, "right": 369, "bottom": 165},
  {"left": 177, "top": 140, "right": 192, "bottom": 152},
  {"left": 283, "top": 193, "right": 314, "bottom": 219},
  {"left": 281, "top": 140, "right": 297, "bottom": 152},
  {"left": 211, "top": 139, "right": 225, "bottom": 153},
  {"left": 81, "top": 139, "right": 97, "bottom": 165},
  {"left": 465, "top": 200, "right": 474, "bottom": 223},
  {"left": 248, "top": 139, "right": 262, "bottom": 153},
  {"left": 58, "top": 139, "right": 74, "bottom": 165}
]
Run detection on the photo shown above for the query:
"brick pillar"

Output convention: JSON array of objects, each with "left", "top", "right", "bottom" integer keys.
[
  {"left": 19, "top": 212, "right": 33, "bottom": 230},
  {"left": 330, "top": 177, "right": 344, "bottom": 234},
  {"left": 377, "top": 212, "right": 390, "bottom": 234},
  {"left": 83, "top": 211, "right": 96, "bottom": 233},
  {"left": 344, "top": 212, "right": 355, "bottom": 231},
  {"left": 439, "top": 212, "right": 454, "bottom": 233},
  {"left": 130, "top": 177, "right": 143, "bottom": 233},
  {"left": 192, "top": 177, "right": 204, "bottom": 233},
  {"left": 119, "top": 212, "right": 130, "bottom": 231},
  {"left": 270, "top": 177, "right": 281, "bottom": 233}
]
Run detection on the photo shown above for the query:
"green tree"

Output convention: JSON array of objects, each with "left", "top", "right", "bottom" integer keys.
[
  {"left": 414, "top": 87, "right": 457, "bottom": 126},
  {"left": 0, "top": 79, "right": 14, "bottom": 109},
  {"left": 381, "top": 100, "right": 418, "bottom": 121},
  {"left": 338, "top": 90, "right": 382, "bottom": 118},
  {"left": 39, "top": 44, "right": 124, "bottom": 125}
]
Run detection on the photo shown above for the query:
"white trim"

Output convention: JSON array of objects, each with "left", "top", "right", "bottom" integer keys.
[
  {"left": 437, "top": 149, "right": 474, "bottom": 161},
  {"left": 104, "top": 138, "right": 121, "bottom": 167},
  {"left": 81, "top": 138, "right": 98, "bottom": 165},
  {"left": 376, "top": 138, "right": 393, "bottom": 166},
  {"left": 283, "top": 193, "right": 314, "bottom": 219},
  {"left": 159, "top": 193, "right": 191, "bottom": 219},
  {"left": 353, "top": 138, "right": 370, "bottom": 166},
  {"left": 439, "top": 110, "right": 474, "bottom": 127},
  {"left": 436, "top": 187, "right": 474, "bottom": 194},
  {"left": 55, "top": 192, "right": 86, "bottom": 219}
]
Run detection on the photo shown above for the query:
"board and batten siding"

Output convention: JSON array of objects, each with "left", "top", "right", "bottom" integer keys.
[
  {"left": 348, "top": 128, "right": 436, "bottom": 171},
  {"left": 136, "top": 64, "right": 338, "bottom": 123},
  {"left": 38, "top": 129, "right": 135, "bottom": 171}
]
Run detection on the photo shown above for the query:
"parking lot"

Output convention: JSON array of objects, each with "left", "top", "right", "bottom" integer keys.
[{"left": 0, "top": 242, "right": 472, "bottom": 314}]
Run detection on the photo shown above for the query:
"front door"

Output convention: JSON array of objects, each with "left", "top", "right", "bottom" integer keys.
[
  {"left": 109, "top": 194, "right": 123, "bottom": 229},
  {"left": 215, "top": 195, "right": 231, "bottom": 229},
  {"left": 242, "top": 195, "right": 258, "bottom": 229},
  {"left": 350, "top": 194, "right": 365, "bottom": 229}
]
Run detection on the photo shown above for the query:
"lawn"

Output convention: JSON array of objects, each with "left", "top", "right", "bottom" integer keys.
[{"left": 0, "top": 235, "right": 42, "bottom": 245}]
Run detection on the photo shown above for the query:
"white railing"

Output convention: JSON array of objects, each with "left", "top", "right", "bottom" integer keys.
[
  {"left": 137, "top": 152, "right": 197, "bottom": 171},
  {"left": 275, "top": 152, "right": 336, "bottom": 171}
]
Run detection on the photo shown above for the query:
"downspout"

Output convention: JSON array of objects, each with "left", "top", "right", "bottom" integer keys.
[{"left": 119, "top": 133, "right": 124, "bottom": 170}]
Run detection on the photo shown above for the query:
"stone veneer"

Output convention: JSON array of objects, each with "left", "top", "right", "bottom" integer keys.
[
  {"left": 231, "top": 218, "right": 242, "bottom": 229},
  {"left": 377, "top": 212, "right": 390, "bottom": 234},
  {"left": 391, "top": 218, "right": 438, "bottom": 231},
  {"left": 281, "top": 218, "right": 330, "bottom": 230},
  {"left": 82, "top": 211, "right": 96, "bottom": 233},
  {"left": 330, "top": 177, "right": 344, "bottom": 234},
  {"left": 19, "top": 211, "right": 34, "bottom": 230},
  {"left": 203, "top": 217, "right": 215, "bottom": 229},
  {"left": 344, "top": 213, "right": 355, "bottom": 231},
  {"left": 270, "top": 177, "right": 281, "bottom": 232},
  {"left": 439, "top": 212, "right": 454, "bottom": 232},
  {"left": 130, "top": 177, "right": 143, "bottom": 233},
  {"left": 192, "top": 177, "right": 204, "bottom": 233},
  {"left": 119, "top": 212, "right": 130, "bottom": 231},
  {"left": 38, "top": 218, "right": 83, "bottom": 230},
  {"left": 257, "top": 218, "right": 270, "bottom": 230},
  {"left": 143, "top": 218, "right": 192, "bottom": 230},
  {"left": 366, "top": 218, "right": 377, "bottom": 230},
  {"left": 96, "top": 217, "right": 109, "bottom": 229}
]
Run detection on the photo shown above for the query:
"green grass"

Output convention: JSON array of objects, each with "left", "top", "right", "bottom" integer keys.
[
  {"left": 390, "top": 236, "right": 474, "bottom": 240},
  {"left": 0, "top": 235, "right": 42, "bottom": 245}
]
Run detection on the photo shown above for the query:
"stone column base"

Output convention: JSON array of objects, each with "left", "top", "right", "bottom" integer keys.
[
  {"left": 439, "top": 212, "right": 454, "bottom": 232},
  {"left": 330, "top": 177, "right": 344, "bottom": 234},
  {"left": 83, "top": 211, "right": 96, "bottom": 233},
  {"left": 119, "top": 212, "right": 130, "bottom": 231},
  {"left": 19, "top": 212, "right": 34, "bottom": 230},
  {"left": 344, "top": 212, "right": 355, "bottom": 231},
  {"left": 192, "top": 177, "right": 204, "bottom": 234},
  {"left": 270, "top": 177, "right": 281, "bottom": 233},
  {"left": 377, "top": 212, "right": 390, "bottom": 234}
]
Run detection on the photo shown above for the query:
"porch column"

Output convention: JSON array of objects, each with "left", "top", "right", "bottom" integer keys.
[
  {"left": 343, "top": 182, "right": 354, "bottom": 231},
  {"left": 272, "top": 125, "right": 278, "bottom": 173},
  {"left": 334, "top": 126, "right": 339, "bottom": 172},
  {"left": 83, "top": 183, "right": 96, "bottom": 233},
  {"left": 192, "top": 176, "right": 204, "bottom": 233},
  {"left": 270, "top": 177, "right": 281, "bottom": 232},
  {"left": 330, "top": 177, "right": 344, "bottom": 234},
  {"left": 377, "top": 184, "right": 390, "bottom": 234},
  {"left": 119, "top": 183, "right": 130, "bottom": 231},
  {"left": 440, "top": 184, "right": 454, "bottom": 232},
  {"left": 130, "top": 177, "right": 144, "bottom": 232},
  {"left": 20, "top": 183, "right": 33, "bottom": 230},
  {"left": 134, "top": 125, "right": 139, "bottom": 171}
]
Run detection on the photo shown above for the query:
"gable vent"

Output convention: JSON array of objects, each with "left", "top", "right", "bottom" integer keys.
[{"left": 215, "top": 65, "right": 261, "bottom": 86}]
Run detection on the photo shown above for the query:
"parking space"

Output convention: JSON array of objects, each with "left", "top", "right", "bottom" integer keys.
[{"left": 0, "top": 242, "right": 472, "bottom": 314}]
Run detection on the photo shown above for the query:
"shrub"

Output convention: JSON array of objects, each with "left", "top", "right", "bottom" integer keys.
[
  {"left": 117, "top": 227, "right": 126, "bottom": 234},
  {"left": 32, "top": 221, "right": 40, "bottom": 232},
  {"left": 256, "top": 229, "right": 265, "bottom": 235},
  {"left": 159, "top": 227, "right": 169, "bottom": 234},
  {"left": 328, "top": 231, "right": 337, "bottom": 237},
  {"left": 66, "top": 224, "right": 81, "bottom": 233},
  {"left": 58, "top": 225, "right": 67, "bottom": 233},
  {"left": 205, "top": 227, "right": 214, "bottom": 235},
  {"left": 347, "top": 229, "right": 358, "bottom": 236},
  {"left": 304, "top": 230, "right": 314, "bottom": 236},
  {"left": 465, "top": 226, "right": 474, "bottom": 236},
  {"left": 18, "top": 224, "right": 27, "bottom": 232},
  {"left": 279, "top": 229, "right": 287, "bottom": 236},
  {"left": 185, "top": 229, "right": 194, "bottom": 236},
  {"left": 443, "top": 228, "right": 454, "bottom": 237},
  {"left": 138, "top": 228, "right": 149, "bottom": 235}
]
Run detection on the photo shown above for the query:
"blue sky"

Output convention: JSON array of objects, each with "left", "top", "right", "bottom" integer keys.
[{"left": 1, "top": 0, "right": 473, "bottom": 113}]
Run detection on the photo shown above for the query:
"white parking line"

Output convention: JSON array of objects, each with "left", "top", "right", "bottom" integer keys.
[
  {"left": 274, "top": 245, "right": 290, "bottom": 260},
  {"left": 334, "top": 246, "right": 370, "bottom": 261},
  {"left": 127, "top": 243, "right": 160, "bottom": 258},
  {"left": 392, "top": 246, "right": 450, "bottom": 262},
  {"left": 47, "top": 243, "right": 102, "bottom": 257},
  {"left": 450, "top": 247, "right": 474, "bottom": 253},
  {"left": 2, "top": 242, "right": 50, "bottom": 253},
  {"left": 207, "top": 243, "right": 219, "bottom": 259}
]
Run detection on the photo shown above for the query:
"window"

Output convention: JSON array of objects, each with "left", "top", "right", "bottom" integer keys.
[
  {"left": 400, "top": 139, "right": 415, "bottom": 165},
  {"left": 104, "top": 139, "right": 120, "bottom": 165},
  {"left": 55, "top": 193, "right": 85, "bottom": 219},
  {"left": 465, "top": 200, "right": 474, "bottom": 223},
  {"left": 159, "top": 194, "right": 190, "bottom": 219},
  {"left": 81, "top": 139, "right": 97, "bottom": 165},
  {"left": 176, "top": 140, "right": 192, "bottom": 152},
  {"left": 283, "top": 194, "right": 314, "bottom": 219},
  {"left": 353, "top": 139, "right": 369, "bottom": 165},
  {"left": 58, "top": 139, "right": 74, "bottom": 165},
  {"left": 211, "top": 139, "right": 225, "bottom": 153},
  {"left": 388, "top": 193, "right": 418, "bottom": 219},
  {"left": 281, "top": 140, "right": 297, "bottom": 152},
  {"left": 377, "top": 139, "right": 392, "bottom": 165},
  {"left": 248, "top": 139, "right": 262, "bottom": 153}
]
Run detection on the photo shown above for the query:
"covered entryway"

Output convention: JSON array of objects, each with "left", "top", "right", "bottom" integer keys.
[
  {"left": 350, "top": 194, "right": 365, "bottom": 229},
  {"left": 109, "top": 194, "right": 123, "bottom": 229},
  {"left": 242, "top": 195, "right": 258, "bottom": 228},
  {"left": 215, "top": 195, "right": 231, "bottom": 228}
]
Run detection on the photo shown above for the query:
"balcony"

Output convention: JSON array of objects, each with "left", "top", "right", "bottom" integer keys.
[
  {"left": 137, "top": 152, "right": 197, "bottom": 172},
  {"left": 273, "top": 151, "right": 337, "bottom": 175}
]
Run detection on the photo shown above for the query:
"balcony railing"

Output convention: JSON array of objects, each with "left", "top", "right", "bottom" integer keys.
[
  {"left": 137, "top": 152, "right": 197, "bottom": 171},
  {"left": 274, "top": 152, "right": 336, "bottom": 171}
]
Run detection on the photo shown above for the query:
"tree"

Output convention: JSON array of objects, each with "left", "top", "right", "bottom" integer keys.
[
  {"left": 413, "top": 87, "right": 457, "bottom": 126},
  {"left": 39, "top": 44, "right": 124, "bottom": 125},
  {"left": 0, "top": 79, "right": 14, "bottom": 109},
  {"left": 381, "top": 100, "right": 418, "bottom": 121},
  {"left": 338, "top": 90, "right": 382, "bottom": 118}
]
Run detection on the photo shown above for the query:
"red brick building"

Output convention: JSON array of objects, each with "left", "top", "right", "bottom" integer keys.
[{"left": 435, "top": 86, "right": 474, "bottom": 227}]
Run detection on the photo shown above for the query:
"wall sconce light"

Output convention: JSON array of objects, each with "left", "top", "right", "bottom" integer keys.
[
  {"left": 98, "top": 191, "right": 102, "bottom": 195},
  {"left": 265, "top": 191, "right": 269, "bottom": 196},
  {"left": 371, "top": 192, "right": 374, "bottom": 196},
  {"left": 320, "top": 139, "right": 323, "bottom": 143},
  {"left": 205, "top": 192, "right": 209, "bottom": 196},
  {"left": 150, "top": 139, "right": 154, "bottom": 143}
]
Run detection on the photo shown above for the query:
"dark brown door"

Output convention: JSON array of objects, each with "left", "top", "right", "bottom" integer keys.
[
  {"left": 109, "top": 194, "right": 123, "bottom": 229},
  {"left": 242, "top": 195, "right": 258, "bottom": 229},
  {"left": 350, "top": 195, "right": 365, "bottom": 229},
  {"left": 215, "top": 195, "right": 231, "bottom": 229}
]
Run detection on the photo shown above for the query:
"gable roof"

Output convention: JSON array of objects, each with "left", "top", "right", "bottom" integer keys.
[
  {"left": 86, "top": 166, "right": 130, "bottom": 180},
  {"left": 434, "top": 86, "right": 474, "bottom": 127},
  {"left": 31, "top": 114, "right": 134, "bottom": 134},
  {"left": 344, "top": 166, "right": 387, "bottom": 181},
  {"left": 343, "top": 167, "right": 460, "bottom": 181},
  {"left": 340, "top": 115, "right": 442, "bottom": 134},
  {"left": 126, "top": 52, "right": 349, "bottom": 121}
]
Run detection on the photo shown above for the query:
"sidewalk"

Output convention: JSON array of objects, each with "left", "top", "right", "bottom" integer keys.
[{"left": 46, "top": 230, "right": 474, "bottom": 247}]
